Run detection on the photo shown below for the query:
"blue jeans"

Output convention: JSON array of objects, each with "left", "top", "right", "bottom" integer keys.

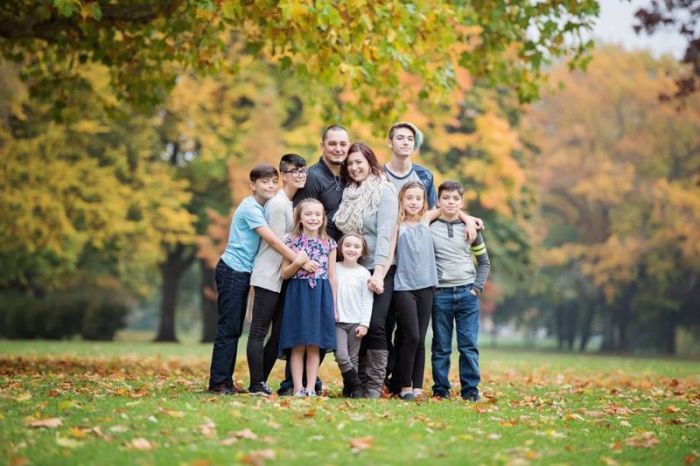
[
  {"left": 208, "top": 260, "right": 251, "bottom": 389},
  {"left": 431, "top": 284, "right": 480, "bottom": 397}
]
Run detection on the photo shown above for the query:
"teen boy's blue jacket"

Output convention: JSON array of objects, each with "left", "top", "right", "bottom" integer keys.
[
  {"left": 413, "top": 164, "right": 437, "bottom": 208},
  {"left": 383, "top": 163, "right": 437, "bottom": 208}
]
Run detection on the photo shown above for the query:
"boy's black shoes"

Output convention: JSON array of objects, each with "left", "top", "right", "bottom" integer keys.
[
  {"left": 248, "top": 382, "right": 273, "bottom": 396},
  {"left": 462, "top": 391, "right": 480, "bottom": 402},
  {"left": 208, "top": 384, "right": 236, "bottom": 395},
  {"left": 433, "top": 391, "right": 451, "bottom": 400}
]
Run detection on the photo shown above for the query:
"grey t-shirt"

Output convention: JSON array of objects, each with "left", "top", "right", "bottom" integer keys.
[
  {"left": 394, "top": 222, "right": 438, "bottom": 291},
  {"left": 430, "top": 219, "right": 490, "bottom": 293},
  {"left": 384, "top": 165, "right": 422, "bottom": 194},
  {"left": 250, "top": 190, "right": 293, "bottom": 292}
]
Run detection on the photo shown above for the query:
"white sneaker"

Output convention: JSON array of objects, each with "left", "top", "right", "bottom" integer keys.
[
  {"left": 306, "top": 388, "right": 317, "bottom": 398},
  {"left": 293, "top": 388, "right": 307, "bottom": 397}
]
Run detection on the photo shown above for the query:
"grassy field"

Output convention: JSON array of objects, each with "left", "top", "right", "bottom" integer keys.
[{"left": 1, "top": 340, "right": 699, "bottom": 466}]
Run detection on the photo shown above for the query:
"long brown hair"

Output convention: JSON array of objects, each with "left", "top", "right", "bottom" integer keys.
[
  {"left": 341, "top": 142, "right": 384, "bottom": 186},
  {"left": 398, "top": 181, "right": 428, "bottom": 224},
  {"left": 291, "top": 198, "right": 330, "bottom": 242}
]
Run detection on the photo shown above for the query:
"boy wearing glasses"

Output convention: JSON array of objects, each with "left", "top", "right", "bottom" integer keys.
[{"left": 247, "top": 154, "right": 309, "bottom": 395}]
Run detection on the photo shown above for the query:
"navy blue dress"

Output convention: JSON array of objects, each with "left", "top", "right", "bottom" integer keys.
[{"left": 279, "top": 234, "right": 337, "bottom": 354}]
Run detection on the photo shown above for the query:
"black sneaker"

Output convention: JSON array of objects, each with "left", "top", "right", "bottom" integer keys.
[
  {"left": 462, "top": 391, "right": 480, "bottom": 402},
  {"left": 208, "top": 384, "right": 235, "bottom": 395},
  {"left": 433, "top": 392, "right": 451, "bottom": 400},
  {"left": 248, "top": 382, "right": 272, "bottom": 396}
]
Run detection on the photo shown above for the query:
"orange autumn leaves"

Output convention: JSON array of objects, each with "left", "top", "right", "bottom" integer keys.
[
  {"left": 525, "top": 45, "right": 700, "bottom": 303},
  {"left": 4, "top": 352, "right": 699, "bottom": 465}
]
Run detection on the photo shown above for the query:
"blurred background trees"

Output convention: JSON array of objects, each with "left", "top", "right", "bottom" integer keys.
[
  {"left": 521, "top": 46, "right": 700, "bottom": 354},
  {"left": 1, "top": 1, "right": 697, "bottom": 355}
]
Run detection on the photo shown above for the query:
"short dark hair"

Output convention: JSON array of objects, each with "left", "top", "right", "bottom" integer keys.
[
  {"left": 279, "top": 153, "right": 306, "bottom": 172},
  {"left": 438, "top": 180, "right": 464, "bottom": 197},
  {"left": 249, "top": 163, "right": 278, "bottom": 182},
  {"left": 341, "top": 142, "right": 383, "bottom": 185},
  {"left": 322, "top": 124, "right": 349, "bottom": 142}
]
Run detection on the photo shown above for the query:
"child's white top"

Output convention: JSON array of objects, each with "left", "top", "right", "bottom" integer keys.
[{"left": 336, "top": 262, "right": 373, "bottom": 327}]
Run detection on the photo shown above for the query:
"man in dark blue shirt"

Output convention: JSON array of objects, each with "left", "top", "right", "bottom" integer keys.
[{"left": 293, "top": 124, "right": 350, "bottom": 240}]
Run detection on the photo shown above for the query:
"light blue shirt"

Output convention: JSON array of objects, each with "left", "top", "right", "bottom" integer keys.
[{"left": 221, "top": 196, "right": 268, "bottom": 273}]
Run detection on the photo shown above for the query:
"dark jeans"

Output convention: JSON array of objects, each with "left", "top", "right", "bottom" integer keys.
[
  {"left": 385, "top": 300, "right": 398, "bottom": 380},
  {"left": 361, "top": 266, "right": 396, "bottom": 352},
  {"left": 246, "top": 286, "right": 283, "bottom": 388},
  {"left": 431, "top": 284, "right": 480, "bottom": 397},
  {"left": 393, "top": 287, "right": 434, "bottom": 389},
  {"left": 208, "top": 260, "right": 250, "bottom": 389}
]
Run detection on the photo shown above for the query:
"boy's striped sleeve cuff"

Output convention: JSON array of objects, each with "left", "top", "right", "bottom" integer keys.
[{"left": 471, "top": 243, "right": 487, "bottom": 256}]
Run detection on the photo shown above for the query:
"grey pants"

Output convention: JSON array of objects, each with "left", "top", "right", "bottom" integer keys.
[
  {"left": 335, "top": 323, "right": 362, "bottom": 373},
  {"left": 358, "top": 349, "right": 388, "bottom": 395}
]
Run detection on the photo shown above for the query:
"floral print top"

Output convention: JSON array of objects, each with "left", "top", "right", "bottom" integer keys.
[{"left": 283, "top": 233, "right": 337, "bottom": 288}]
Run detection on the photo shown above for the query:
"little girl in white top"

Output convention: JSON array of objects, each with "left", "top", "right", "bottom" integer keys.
[{"left": 334, "top": 233, "right": 373, "bottom": 398}]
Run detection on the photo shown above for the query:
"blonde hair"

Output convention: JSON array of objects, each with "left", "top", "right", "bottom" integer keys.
[
  {"left": 291, "top": 198, "right": 330, "bottom": 241},
  {"left": 398, "top": 181, "right": 428, "bottom": 224}
]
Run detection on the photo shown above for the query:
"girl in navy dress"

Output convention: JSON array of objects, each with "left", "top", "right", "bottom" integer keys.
[{"left": 279, "top": 199, "right": 338, "bottom": 397}]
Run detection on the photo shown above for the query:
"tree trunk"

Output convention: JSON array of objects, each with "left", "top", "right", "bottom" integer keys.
[
  {"left": 578, "top": 305, "right": 595, "bottom": 352},
  {"left": 154, "top": 243, "right": 196, "bottom": 342},
  {"left": 200, "top": 259, "right": 218, "bottom": 343},
  {"left": 566, "top": 302, "right": 578, "bottom": 351},
  {"left": 662, "top": 315, "right": 677, "bottom": 355},
  {"left": 617, "top": 305, "right": 630, "bottom": 352},
  {"left": 555, "top": 305, "right": 565, "bottom": 350},
  {"left": 600, "top": 305, "right": 616, "bottom": 352}
]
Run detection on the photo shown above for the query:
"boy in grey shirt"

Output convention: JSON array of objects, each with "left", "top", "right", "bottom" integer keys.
[{"left": 430, "top": 181, "right": 490, "bottom": 401}]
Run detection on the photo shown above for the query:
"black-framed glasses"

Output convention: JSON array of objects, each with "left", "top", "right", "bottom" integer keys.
[{"left": 282, "top": 168, "right": 308, "bottom": 176}]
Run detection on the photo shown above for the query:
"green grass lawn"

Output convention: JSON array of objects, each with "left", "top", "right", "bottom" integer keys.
[{"left": 1, "top": 340, "right": 699, "bottom": 465}]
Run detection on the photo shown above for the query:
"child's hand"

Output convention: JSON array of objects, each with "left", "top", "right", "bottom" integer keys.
[
  {"left": 368, "top": 274, "right": 384, "bottom": 294},
  {"left": 301, "top": 260, "right": 320, "bottom": 273},
  {"left": 464, "top": 220, "right": 477, "bottom": 243},
  {"left": 294, "top": 250, "right": 309, "bottom": 265},
  {"left": 470, "top": 289, "right": 478, "bottom": 296},
  {"left": 355, "top": 325, "right": 368, "bottom": 338}
]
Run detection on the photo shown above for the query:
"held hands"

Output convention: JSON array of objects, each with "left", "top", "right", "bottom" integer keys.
[
  {"left": 368, "top": 273, "right": 384, "bottom": 294},
  {"left": 355, "top": 325, "right": 368, "bottom": 338}
]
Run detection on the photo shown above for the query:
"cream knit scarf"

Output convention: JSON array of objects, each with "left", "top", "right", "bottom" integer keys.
[{"left": 333, "top": 174, "right": 386, "bottom": 234}]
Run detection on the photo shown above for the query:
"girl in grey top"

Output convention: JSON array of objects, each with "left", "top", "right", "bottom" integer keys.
[{"left": 386, "top": 181, "right": 438, "bottom": 401}]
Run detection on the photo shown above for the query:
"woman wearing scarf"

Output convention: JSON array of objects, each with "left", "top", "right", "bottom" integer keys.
[{"left": 334, "top": 142, "right": 398, "bottom": 398}]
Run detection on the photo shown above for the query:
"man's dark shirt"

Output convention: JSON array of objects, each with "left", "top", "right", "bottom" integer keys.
[{"left": 293, "top": 156, "right": 346, "bottom": 241}]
